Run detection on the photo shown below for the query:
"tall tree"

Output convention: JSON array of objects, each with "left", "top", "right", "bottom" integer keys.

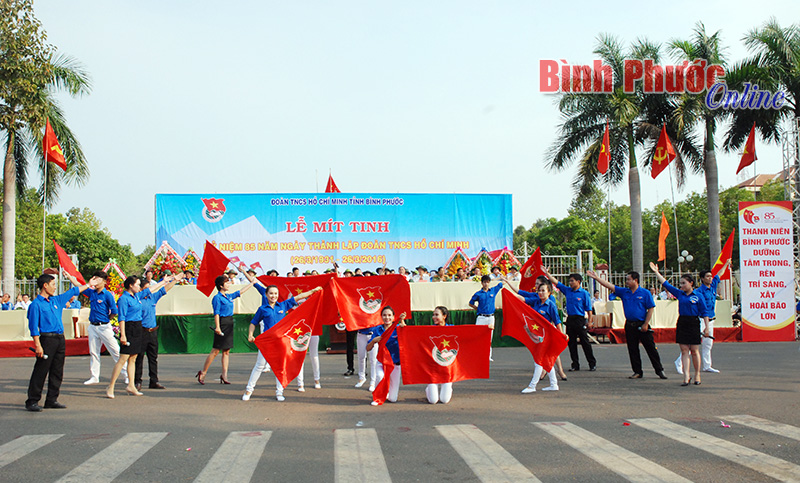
[
  {"left": 0, "top": 0, "right": 91, "bottom": 294},
  {"left": 668, "top": 22, "right": 728, "bottom": 265}
]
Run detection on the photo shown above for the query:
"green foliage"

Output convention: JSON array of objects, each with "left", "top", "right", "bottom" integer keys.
[{"left": 759, "top": 179, "right": 787, "bottom": 202}]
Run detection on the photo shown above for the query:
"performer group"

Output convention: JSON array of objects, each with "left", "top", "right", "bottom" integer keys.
[{"left": 24, "top": 259, "right": 724, "bottom": 412}]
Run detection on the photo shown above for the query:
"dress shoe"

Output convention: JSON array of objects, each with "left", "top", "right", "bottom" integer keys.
[
  {"left": 149, "top": 383, "right": 166, "bottom": 389},
  {"left": 25, "top": 403, "right": 42, "bottom": 412},
  {"left": 343, "top": 369, "right": 354, "bottom": 376},
  {"left": 628, "top": 373, "right": 642, "bottom": 379},
  {"left": 135, "top": 383, "right": 142, "bottom": 392},
  {"left": 44, "top": 401, "right": 67, "bottom": 409},
  {"left": 657, "top": 371, "right": 668, "bottom": 380},
  {"left": 568, "top": 367, "right": 579, "bottom": 372},
  {"left": 589, "top": 366, "right": 597, "bottom": 372}
]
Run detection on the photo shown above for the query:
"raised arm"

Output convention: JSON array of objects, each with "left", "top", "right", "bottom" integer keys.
[
  {"left": 238, "top": 279, "right": 256, "bottom": 295},
  {"left": 164, "top": 273, "right": 184, "bottom": 293},
  {"left": 586, "top": 270, "right": 615, "bottom": 293},
  {"left": 648, "top": 262, "right": 667, "bottom": 284},
  {"left": 541, "top": 265, "right": 559, "bottom": 286},
  {"left": 294, "top": 286, "right": 323, "bottom": 303}
]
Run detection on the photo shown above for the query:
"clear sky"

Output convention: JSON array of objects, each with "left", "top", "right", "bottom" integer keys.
[{"left": 34, "top": 0, "right": 793, "bottom": 254}]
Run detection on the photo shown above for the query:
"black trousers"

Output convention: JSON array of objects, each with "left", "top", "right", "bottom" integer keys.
[
  {"left": 565, "top": 315, "right": 596, "bottom": 369},
  {"left": 625, "top": 320, "right": 664, "bottom": 375},
  {"left": 345, "top": 330, "right": 356, "bottom": 371},
  {"left": 27, "top": 334, "right": 65, "bottom": 406},
  {"left": 135, "top": 329, "right": 159, "bottom": 385}
]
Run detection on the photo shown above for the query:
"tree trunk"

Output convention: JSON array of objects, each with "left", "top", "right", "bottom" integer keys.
[
  {"left": 704, "top": 117, "right": 721, "bottom": 265},
  {"left": 628, "top": 127, "right": 643, "bottom": 274},
  {"left": 3, "top": 132, "right": 16, "bottom": 299}
]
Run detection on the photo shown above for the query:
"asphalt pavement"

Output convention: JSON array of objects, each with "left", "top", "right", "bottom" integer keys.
[{"left": 1, "top": 341, "right": 799, "bottom": 482}]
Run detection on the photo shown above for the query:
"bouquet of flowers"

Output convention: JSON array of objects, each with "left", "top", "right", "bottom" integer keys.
[
  {"left": 491, "top": 247, "right": 521, "bottom": 275},
  {"left": 443, "top": 248, "right": 471, "bottom": 279},
  {"left": 469, "top": 249, "right": 493, "bottom": 278},
  {"left": 101, "top": 260, "right": 127, "bottom": 297},
  {"left": 143, "top": 241, "right": 186, "bottom": 279},
  {"left": 183, "top": 249, "right": 200, "bottom": 274}
]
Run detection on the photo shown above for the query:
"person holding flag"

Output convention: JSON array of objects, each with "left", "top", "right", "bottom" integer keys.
[
  {"left": 242, "top": 284, "right": 322, "bottom": 402},
  {"left": 469, "top": 275, "right": 502, "bottom": 362},
  {"left": 134, "top": 273, "right": 183, "bottom": 391},
  {"left": 425, "top": 306, "right": 454, "bottom": 404},
  {"left": 366, "top": 306, "right": 407, "bottom": 405},
  {"left": 505, "top": 280, "right": 562, "bottom": 392},
  {"left": 649, "top": 262, "right": 710, "bottom": 386},
  {"left": 196, "top": 275, "right": 255, "bottom": 385},
  {"left": 586, "top": 270, "right": 667, "bottom": 380}
]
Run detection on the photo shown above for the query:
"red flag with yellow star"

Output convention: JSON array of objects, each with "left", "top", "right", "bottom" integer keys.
[
  {"left": 254, "top": 291, "right": 322, "bottom": 388},
  {"left": 398, "top": 325, "right": 490, "bottom": 384},
  {"left": 736, "top": 123, "right": 757, "bottom": 174},
  {"left": 500, "top": 288, "right": 568, "bottom": 372},
  {"left": 329, "top": 275, "right": 411, "bottom": 330},
  {"left": 597, "top": 122, "right": 610, "bottom": 174},
  {"left": 43, "top": 118, "right": 66, "bottom": 172},
  {"left": 650, "top": 124, "right": 676, "bottom": 179}
]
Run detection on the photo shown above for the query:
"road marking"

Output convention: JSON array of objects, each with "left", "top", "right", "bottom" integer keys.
[
  {"left": 437, "top": 424, "right": 539, "bottom": 482},
  {"left": 56, "top": 432, "right": 168, "bottom": 483},
  {"left": 629, "top": 418, "right": 800, "bottom": 483},
  {"left": 194, "top": 431, "right": 271, "bottom": 483},
  {"left": 334, "top": 428, "right": 391, "bottom": 483},
  {"left": 0, "top": 434, "right": 63, "bottom": 469},
  {"left": 719, "top": 415, "right": 800, "bottom": 442},
  {"left": 533, "top": 422, "right": 690, "bottom": 483}
]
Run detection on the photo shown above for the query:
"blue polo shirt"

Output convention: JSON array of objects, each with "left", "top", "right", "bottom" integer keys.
[
  {"left": 117, "top": 289, "right": 151, "bottom": 322},
  {"left": 250, "top": 296, "right": 297, "bottom": 333},
  {"left": 528, "top": 296, "right": 562, "bottom": 326},
  {"left": 614, "top": 285, "right": 655, "bottom": 321},
  {"left": 518, "top": 290, "right": 557, "bottom": 307},
  {"left": 140, "top": 287, "right": 167, "bottom": 329},
  {"left": 368, "top": 325, "right": 401, "bottom": 365},
  {"left": 696, "top": 275, "right": 720, "bottom": 318},
  {"left": 212, "top": 290, "right": 241, "bottom": 317},
  {"left": 556, "top": 282, "right": 593, "bottom": 317},
  {"left": 82, "top": 288, "right": 118, "bottom": 324},
  {"left": 662, "top": 282, "right": 711, "bottom": 317},
  {"left": 28, "top": 286, "right": 80, "bottom": 336},
  {"left": 469, "top": 283, "right": 502, "bottom": 315}
]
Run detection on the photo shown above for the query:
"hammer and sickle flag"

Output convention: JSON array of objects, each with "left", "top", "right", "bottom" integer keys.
[
  {"left": 736, "top": 123, "right": 757, "bottom": 175},
  {"left": 650, "top": 124, "right": 676, "bottom": 179},
  {"left": 597, "top": 122, "right": 610, "bottom": 175},
  {"left": 43, "top": 119, "right": 67, "bottom": 172}
]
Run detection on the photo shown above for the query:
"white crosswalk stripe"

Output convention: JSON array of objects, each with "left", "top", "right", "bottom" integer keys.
[
  {"left": 533, "top": 422, "right": 691, "bottom": 483},
  {"left": 0, "top": 434, "right": 63, "bottom": 469},
  {"left": 629, "top": 417, "right": 800, "bottom": 483},
  {"left": 334, "top": 428, "right": 391, "bottom": 483},
  {"left": 194, "top": 431, "right": 272, "bottom": 483},
  {"left": 719, "top": 414, "right": 800, "bottom": 442},
  {"left": 436, "top": 424, "right": 540, "bottom": 482},
  {"left": 56, "top": 432, "right": 168, "bottom": 483}
]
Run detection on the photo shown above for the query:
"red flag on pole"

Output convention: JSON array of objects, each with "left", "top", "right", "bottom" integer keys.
[
  {"left": 398, "top": 325, "right": 491, "bottom": 384},
  {"left": 658, "top": 212, "right": 670, "bottom": 262},
  {"left": 371, "top": 322, "right": 397, "bottom": 406},
  {"left": 519, "top": 247, "right": 544, "bottom": 292},
  {"left": 736, "top": 123, "right": 757, "bottom": 174},
  {"left": 325, "top": 173, "right": 340, "bottom": 193},
  {"left": 500, "top": 289, "right": 568, "bottom": 372},
  {"left": 196, "top": 241, "right": 231, "bottom": 296},
  {"left": 597, "top": 122, "right": 610, "bottom": 174},
  {"left": 53, "top": 240, "right": 85, "bottom": 284},
  {"left": 711, "top": 229, "right": 735, "bottom": 280},
  {"left": 254, "top": 291, "right": 322, "bottom": 389},
  {"left": 650, "top": 124, "right": 676, "bottom": 179},
  {"left": 43, "top": 119, "right": 67, "bottom": 172},
  {"left": 250, "top": 261, "right": 263, "bottom": 272},
  {"left": 329, "top": 275, "right": 410, "bottom": 330}
]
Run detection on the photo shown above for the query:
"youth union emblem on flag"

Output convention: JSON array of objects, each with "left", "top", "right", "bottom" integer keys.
[
  {"left": 284, "top": 320, "right": 312, "bottom": 351},
  {"left": 356, "top": 287, "right": 382, "bottom": 314},
  {"left": 201, "top": 198, "right": 226, "bottom": 223},
  {"left": 523, "top": 315, "right": 545, "bottom": 344},
  {"left": 429, "top": 335, "right": 459, "bottom": 367}
]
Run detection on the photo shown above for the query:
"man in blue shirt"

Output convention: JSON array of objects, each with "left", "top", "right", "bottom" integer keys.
[
  {"left": 26, "top": 273, "right": 100, "bottom": 412},
  {"left": 134, "top": 274, "right": 181, "bottom": 391},
  {"left": 544, "top": 266, "right": 597, "bottom": 371},
  {"left": 588, "top": 270, "right": 667, "bottom": 379},
  {"left": 469, "top": 275, "right": 502, "bottom": 361},
  {"left": 82, "top": 271, "right": 123, "bottom": 385}
]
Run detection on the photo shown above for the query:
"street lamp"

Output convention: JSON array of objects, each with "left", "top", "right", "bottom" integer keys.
[{"left": 677, "top": 250, "right": 693, "bottom": 276}]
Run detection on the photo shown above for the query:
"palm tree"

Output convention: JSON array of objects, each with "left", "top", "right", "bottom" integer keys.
[
  {"left": 548, "top": 35, "right": 699, "bottom": 274},
  {"left": 1, "top": 2, "right": 91, "bottom": 295},
  {"left": 668, "top": 22, "right": 728, "bottom": 265}
]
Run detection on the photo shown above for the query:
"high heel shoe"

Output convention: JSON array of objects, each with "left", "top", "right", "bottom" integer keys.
[
  {"left": 126, "top": 387, "right": 144, "bottom": 396},
  {"left": 220, "top": 375, "right": 230, "bottom": 385},
  {"left": 196, "top": 371, "right": 205, "bottom": 385}
]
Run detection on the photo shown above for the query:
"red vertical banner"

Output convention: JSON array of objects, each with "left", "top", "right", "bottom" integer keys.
[{"left": 738, "top": 201, "right": 795, "bottom": 342}]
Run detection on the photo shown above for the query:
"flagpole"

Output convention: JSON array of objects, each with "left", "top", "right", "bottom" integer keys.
[
  {"left": 668, "top": 163, "right": 682, "bottom": 277},
  {"left": 41, "top": 161, "right": 47, "bottom": 273},
  {"left": 606, "top": 182, "right": 611, "bottom": 274}
]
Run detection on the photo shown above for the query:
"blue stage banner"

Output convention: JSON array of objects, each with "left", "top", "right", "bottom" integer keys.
[{"left": 155, "top": 193, "right": 512, "bottom": 274}]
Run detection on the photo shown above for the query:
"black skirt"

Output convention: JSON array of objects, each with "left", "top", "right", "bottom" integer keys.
[
  {"left": 120, "top": 320, "right": 143, "bottom": 354},
  {"left": 675, "top": 315, "right": 701, "bottom": 345},
  {"left": 213, "top": 316, "right": 234, "bottom": 350}
]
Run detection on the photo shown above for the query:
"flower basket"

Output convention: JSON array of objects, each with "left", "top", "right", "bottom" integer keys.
[
  {"left": 443, "top": 248, "right": 471, "bottom": 279},
  {"left": 469, "top": 248, "right": 493, "bottom": 278},
  {"left": 101, "top": 260, "right": 127, "bottom": 297},
  {"left": 491, "top": 247, "right": 521, "bottom": 275},
  {"left": 143, "top": 241, "right": 186, "bottom": 280}
]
